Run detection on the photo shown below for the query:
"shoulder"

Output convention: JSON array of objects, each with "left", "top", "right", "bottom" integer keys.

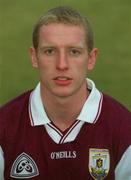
[
  {"left": 102, "top": 93, "right": 131, "bottom": 117},
  {"left": 101, "top": 93, "right": 131, "bottom": 137},
  {"left": 101, "top": 93, "right": 131, "bottom": 131},
  {"left": 102, "top": 95, "right": 131, "bottom": 168},
  {"left": 0, "top": 90, "right": 32, "bottom": 144},
  {"left": 0, "top": 90, "right": 32, "bottom": 118}
]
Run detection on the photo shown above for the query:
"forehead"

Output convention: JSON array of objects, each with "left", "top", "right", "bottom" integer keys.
[{"left": 38, "top": 23, "right": 86, "bottom": 46}]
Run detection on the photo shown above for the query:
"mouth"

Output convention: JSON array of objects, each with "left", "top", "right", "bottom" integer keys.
[
  {"left": 53, "top": 76, "right": 72, "bottom": 86},
  {"left": 54, "top": 76, "right": 72, "bottom": 80}
]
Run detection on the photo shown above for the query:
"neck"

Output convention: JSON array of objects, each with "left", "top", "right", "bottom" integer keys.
[{"left": 40, "top": 82, "right": 89, "bottom": 131}]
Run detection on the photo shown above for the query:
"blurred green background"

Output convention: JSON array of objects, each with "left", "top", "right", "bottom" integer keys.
[{"left": 0, "top": 0, "right": 131, "bottom": 110}]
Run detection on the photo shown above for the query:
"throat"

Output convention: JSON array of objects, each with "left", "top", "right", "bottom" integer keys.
[
  {"left": 40, "top": 82, "right": 89, "bottom": 131},
  {"left": 45, "top": 104, "right": 80, "bottom": 131},
  {"left": 51, "top": 118, "right": 77, "bottom": 132}
]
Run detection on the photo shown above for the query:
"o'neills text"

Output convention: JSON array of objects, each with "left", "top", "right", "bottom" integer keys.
[{"left": 50, "top": 151, "right": 77, "bottom": 160}]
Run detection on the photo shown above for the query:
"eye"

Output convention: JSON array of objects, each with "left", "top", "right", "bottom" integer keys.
[
  {"left": 69, "top": 49, "right": 81, "bottom": 56},
  {"left": 44, "top": 48, "right": 55, "bottom": 55}
]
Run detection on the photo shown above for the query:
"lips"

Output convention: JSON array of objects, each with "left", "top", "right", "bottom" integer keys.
[
  {"left": 54, "top": 76, "right": 71, "bottom": 80},
  {"left": 53, "top": 76, "right": 72, "bottom": 86}
]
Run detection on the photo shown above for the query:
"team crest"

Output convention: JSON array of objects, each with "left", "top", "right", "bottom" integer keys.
[
  {"left": 10, "top": 152, "right": 39, "bottom": 178},
  {"left": 89, "top": 148, "right": 110, "bottom": 180}
]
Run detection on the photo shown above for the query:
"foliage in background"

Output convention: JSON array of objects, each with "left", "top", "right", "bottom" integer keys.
[{"left": 0, "top": 0, "right": 131, "bottom": 110}]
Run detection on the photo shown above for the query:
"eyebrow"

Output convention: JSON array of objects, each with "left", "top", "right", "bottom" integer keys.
[
  {"left": 39, "top": 44, "right": 85, "bottom": 49},
  {"left": 68, "top": 46, "right": 84, "bottom": 50},
  {"left": 38, "top": 46, "right": 56, "bottom": 51}
]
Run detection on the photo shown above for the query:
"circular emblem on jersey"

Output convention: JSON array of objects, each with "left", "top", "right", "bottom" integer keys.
[
  {"left": 89, "top": 148, "right": 110, "bottom": 180},
  {"left": 10, "top": 152, "right": 39, "bottom": 178}
]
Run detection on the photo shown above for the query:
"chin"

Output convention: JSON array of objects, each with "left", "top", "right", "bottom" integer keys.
[{"left": 52, "top": 90, "right": 75, "bottom": 98}]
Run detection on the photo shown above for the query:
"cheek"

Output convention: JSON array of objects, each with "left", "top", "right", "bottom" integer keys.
[
  {"left": 72, "top": 65, "right": 87, "bottom": 81},
  {"left": 37, "top": 58, "right": 53, "bottom": 71},
  {"left": 78, "top": 63, "right": 88, "bottom": 78},
  {"left": 77, "top": 60, "right": 88, "bottom": 72},
  {"left": 38, "top": 63, "right": 54, "bottom": 80}
]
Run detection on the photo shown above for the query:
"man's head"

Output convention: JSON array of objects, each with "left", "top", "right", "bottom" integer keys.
[
  {"left": 32, "top": 6, "right": 94, "bottom": 53},
  {"left": 30, "top": 6, "right": 98, "bottom": 99}
]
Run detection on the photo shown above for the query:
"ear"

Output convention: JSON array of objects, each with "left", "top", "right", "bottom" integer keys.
[
  {"left": 87, "top": 48, "right": 98, "bottom": 70},
  {"left": 29, "top": 47, "right": 38, "bottom": 68}
]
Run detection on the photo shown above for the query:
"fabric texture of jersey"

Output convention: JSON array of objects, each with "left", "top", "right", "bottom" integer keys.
[{"left": 0, "top": 79, "right": 131, "bottom": 180}]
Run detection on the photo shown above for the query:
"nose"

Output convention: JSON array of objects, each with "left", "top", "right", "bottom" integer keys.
[{"left": 56, "top": 51, "right": 69, "bottom": 71}]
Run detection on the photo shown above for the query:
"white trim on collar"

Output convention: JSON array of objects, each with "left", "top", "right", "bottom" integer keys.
[
  {"left": 77, "top": 79, "right": 103, "bottom": 123},
  {"left": 29, "top": 78, "right": 102, "bottom": 126},
  {"left": 29, "top": 83, "right": 51, "bottom": 126}
]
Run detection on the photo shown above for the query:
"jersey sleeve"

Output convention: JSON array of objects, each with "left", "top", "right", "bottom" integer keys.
[
  {"left": 115, "top": 111, "right": 131, "bottom": 180},
  {"left": 0, "top": 146, "right": 4, "bottom": 180},
  {"left": 115, "top": 145, "right": 131, "bottom": 180},
  {"left": 0, "top": 107, "right": 5, "bottom": 180}
]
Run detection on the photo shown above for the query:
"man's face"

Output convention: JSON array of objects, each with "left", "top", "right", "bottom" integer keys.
[{"left": 30, "top": 23, "right": 97, "bottom": 98}]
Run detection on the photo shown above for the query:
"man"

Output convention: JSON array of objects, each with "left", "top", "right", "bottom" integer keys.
[{"left": 0, "top": 6, "right": 131, "bottom": 180}]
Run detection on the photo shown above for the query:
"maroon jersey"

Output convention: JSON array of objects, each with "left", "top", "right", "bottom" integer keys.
[{"left": 0, "top": 80, "right": 131, "bottom": 180}]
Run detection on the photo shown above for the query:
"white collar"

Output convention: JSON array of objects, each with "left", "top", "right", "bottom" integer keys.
[{"left": 29, "top": 78, "right": 103, "bottom": 126}]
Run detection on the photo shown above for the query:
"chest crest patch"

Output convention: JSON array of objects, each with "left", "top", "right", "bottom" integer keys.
[
  {"left": 10, "top": 152, "right": 39, "bottom": 179},
  {"left": 89, "top": 148, "right": 110, "bottom": 180}
]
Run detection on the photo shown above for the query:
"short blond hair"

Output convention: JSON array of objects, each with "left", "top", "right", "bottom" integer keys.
[{"left": 33, "top": 6, "right": 94, "bottom": 52}]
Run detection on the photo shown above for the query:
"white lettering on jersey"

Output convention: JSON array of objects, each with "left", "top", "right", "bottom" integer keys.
[
  {"left": 51, "top": 151, "right": 77, "bottom": 160},
  {"left": 10, "top": 152, "right": 39, "bottom": 179}
]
